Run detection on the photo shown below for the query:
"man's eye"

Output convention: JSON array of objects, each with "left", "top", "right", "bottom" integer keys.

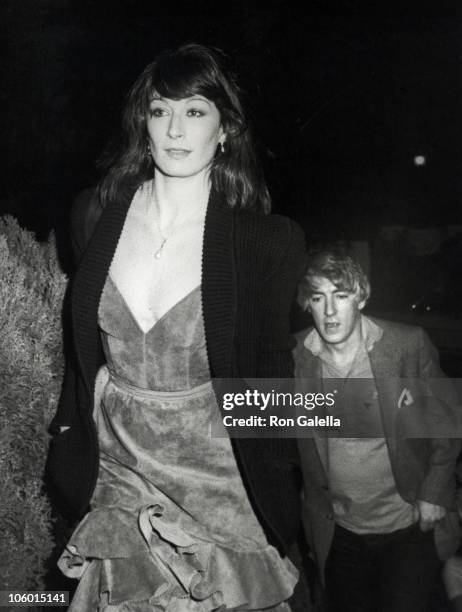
[{"left": 187, "top": 109, "right": 205, "bottom": 117}]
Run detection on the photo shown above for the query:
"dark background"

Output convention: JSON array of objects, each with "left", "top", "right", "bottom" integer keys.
[
  {"left": 1, "top": 0, "right": 461, "bottom": 369},
  {"left": 2, "top": 1, "right": 460, "bottom": 231},
  {"left": 1, "top": 5, "right": 460, "bottom": 602}
]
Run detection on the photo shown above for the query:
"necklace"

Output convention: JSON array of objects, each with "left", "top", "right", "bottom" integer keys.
[
  {"left": 149, "top": 181, "right": 208, "bottom": 259},
  {"left": 154, "top": 236, "right": 167, "bottom": 259}
]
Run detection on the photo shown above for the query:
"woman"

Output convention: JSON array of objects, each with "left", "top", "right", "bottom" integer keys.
[{"left": 47, "top": 44, "right": 306, "bottom": 611}]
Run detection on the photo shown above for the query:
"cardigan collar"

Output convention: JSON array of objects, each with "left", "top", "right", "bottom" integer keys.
[
  {"left": 201, "top": 186, "right": 236, "bottom": 378},
  {"left": 71, "top": 181, "right": 237, "bottom": 398}
]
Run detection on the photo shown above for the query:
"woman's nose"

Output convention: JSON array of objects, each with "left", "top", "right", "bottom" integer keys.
[{"left": 167, "top": 112, "right": 184, "bottom": 138}]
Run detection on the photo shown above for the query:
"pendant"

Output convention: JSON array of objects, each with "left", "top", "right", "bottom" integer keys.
[{"left": 154, "top": 238, "right": 167, "bottom": 259}]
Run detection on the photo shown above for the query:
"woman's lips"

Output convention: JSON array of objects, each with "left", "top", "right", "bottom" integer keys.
[{"left": 165, "top": 148, "right": 191, "bottom": 158}]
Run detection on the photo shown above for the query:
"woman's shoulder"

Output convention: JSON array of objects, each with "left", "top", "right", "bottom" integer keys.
[
  {"left": 70, "top": 187, "right": 104, "bottom": 261},
  {"left": 234, "top": 211, "right": 306, "bottom": 277},
  {"left": 235, "top": 210, "right": 305, "bottom": 252}
]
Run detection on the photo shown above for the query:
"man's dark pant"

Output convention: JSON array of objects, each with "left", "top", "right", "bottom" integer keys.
[{"left": 325, "top": 522, "right": 441, "bottom": 612}]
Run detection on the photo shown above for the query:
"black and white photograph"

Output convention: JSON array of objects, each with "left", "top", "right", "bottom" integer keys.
[{"left": 1, "top": 2, "right": 461, "bottom": 610}]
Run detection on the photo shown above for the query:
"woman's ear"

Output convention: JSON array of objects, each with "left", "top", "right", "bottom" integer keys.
[
  {"left": 218, "top": 126, "right": 226, "bottom": 146},
  {"left": 217, "top": 129, "right": 227, "bottom": 154}
]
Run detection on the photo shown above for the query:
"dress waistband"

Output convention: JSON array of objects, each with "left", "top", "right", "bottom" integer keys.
[{"left": 105, "top": 367, "right": 213, "bottom": 401}]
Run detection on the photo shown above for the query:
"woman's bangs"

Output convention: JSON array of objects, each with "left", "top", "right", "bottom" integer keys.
[{"left": 151, "top": 56, "right": 220, "bottom": 102}]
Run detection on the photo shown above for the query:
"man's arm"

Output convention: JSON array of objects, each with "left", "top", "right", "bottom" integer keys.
[{"left": 416, "top": 328, "right": 461, "bottom": 509}]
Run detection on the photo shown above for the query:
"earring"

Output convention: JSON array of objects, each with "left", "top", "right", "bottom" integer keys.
[
  {"left": 146, "top": 143, "right": 152, "bottom": 160},
  {"left": 220, "top": 141, "right": 225, "bottom": 154}
]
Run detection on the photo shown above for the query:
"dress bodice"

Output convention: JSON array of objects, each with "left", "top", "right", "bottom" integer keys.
[{"left": 98, "top": 276, "right": 210, "bottom": 391}]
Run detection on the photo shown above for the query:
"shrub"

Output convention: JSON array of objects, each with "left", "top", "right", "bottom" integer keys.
[{"left": 0, "top": 216, "right": 67, "bottom": 593}]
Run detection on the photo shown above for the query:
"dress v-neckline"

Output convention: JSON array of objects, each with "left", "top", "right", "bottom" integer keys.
[{"left": 105, "top": 275, "right": 201, "bottom": 336}]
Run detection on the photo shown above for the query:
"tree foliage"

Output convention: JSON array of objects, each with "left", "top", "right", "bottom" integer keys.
[{"left": 0, "top": 216, "right": 67, "bottom": 591}]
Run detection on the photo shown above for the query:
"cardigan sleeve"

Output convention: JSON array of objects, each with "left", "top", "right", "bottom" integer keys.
[
  {"left": 47, "top": 188, "right": 103, "bottom": 432},
  {"left": 257, "top": 218, "right": 307, "bottom": 379}
]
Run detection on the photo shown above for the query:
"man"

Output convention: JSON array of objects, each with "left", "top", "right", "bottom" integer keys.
[{"left": 294, "top": 249, "right": 460, "bottom": 612}]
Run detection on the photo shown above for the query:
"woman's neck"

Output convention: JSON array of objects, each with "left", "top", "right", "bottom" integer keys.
[{"left": 152, "top": 169, "right": 210, "bottom": 226}]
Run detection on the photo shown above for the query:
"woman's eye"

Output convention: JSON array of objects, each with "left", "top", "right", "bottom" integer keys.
[
  {"left": 187, "top": 108, "right": 205, "bottom": 117},
  {"left": 310, "top": 296, "right": 321, "bottom": 303},
  {"left": 149, "top": 107, "right": 168, "bottom": 118},
  {"left": 336, "top": 294, "right": 349, "bottom": 300}
]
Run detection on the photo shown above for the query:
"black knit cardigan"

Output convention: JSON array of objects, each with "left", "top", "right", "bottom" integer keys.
[{"left": 47, "top": 185, "right": 306, "bottom": 555}]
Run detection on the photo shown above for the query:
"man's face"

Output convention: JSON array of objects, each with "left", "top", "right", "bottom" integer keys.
[{"left": 307, "top": 276, "right": 365, "bottom": 347}]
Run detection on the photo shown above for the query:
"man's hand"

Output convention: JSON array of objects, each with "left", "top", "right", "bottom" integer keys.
[{"left": 413, "top": 500, "right": 446, "bottom": 532}]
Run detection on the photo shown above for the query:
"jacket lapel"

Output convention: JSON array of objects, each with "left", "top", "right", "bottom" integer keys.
[
  {"left": 309, "top": 359, "right": 329, "bottom": 478},
  {"left": 295, "top": 336, "right": 329, "bottom": 483},
  {"left": 368, "top": 322, "right": 403, "bottom": 457},
  {"left": 201, "top": 187, "right": 236, "bottom": 378}
]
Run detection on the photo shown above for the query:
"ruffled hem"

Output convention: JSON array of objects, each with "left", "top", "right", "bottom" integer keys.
[{"left": 59, "top": 504, "right": 298, "bottom": 611}]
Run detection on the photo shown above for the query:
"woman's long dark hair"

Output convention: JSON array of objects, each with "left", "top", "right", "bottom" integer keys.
[{"left": 99, "top": 44, "right": 270, "bottom": 213}]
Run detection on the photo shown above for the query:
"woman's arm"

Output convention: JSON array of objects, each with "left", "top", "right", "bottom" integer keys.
[{"left": 257, "top": 218, "right": 307, "bottom": 379}]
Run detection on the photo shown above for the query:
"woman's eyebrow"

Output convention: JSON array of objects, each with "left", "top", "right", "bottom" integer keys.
[
  {"left": 148, "top": 95, "right": 211, "bottom": 106},
  {"left": 186, "top": 96, "right": 211, "bottom": 105}
]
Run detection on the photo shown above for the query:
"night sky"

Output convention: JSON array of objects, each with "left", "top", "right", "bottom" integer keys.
[{"left": 1, "top": 1, "right": 461, "bottom": 247}]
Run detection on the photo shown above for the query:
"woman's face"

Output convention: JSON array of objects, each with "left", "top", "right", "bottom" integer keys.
[{"left": 146, "top": 94, "right": 225, "bottom": 179}]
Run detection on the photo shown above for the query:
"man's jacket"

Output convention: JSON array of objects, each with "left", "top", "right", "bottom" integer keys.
[{"left": 294, "top": 316, "right": 461, "bottom": 581}]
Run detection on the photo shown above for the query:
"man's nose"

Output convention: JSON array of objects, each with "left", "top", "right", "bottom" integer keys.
[
  {"left": 324, "top": 297, "right": 336, "bottom": 316},
  {"left": 167, "top": 112, "right": 184, "bottom": 138}
]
